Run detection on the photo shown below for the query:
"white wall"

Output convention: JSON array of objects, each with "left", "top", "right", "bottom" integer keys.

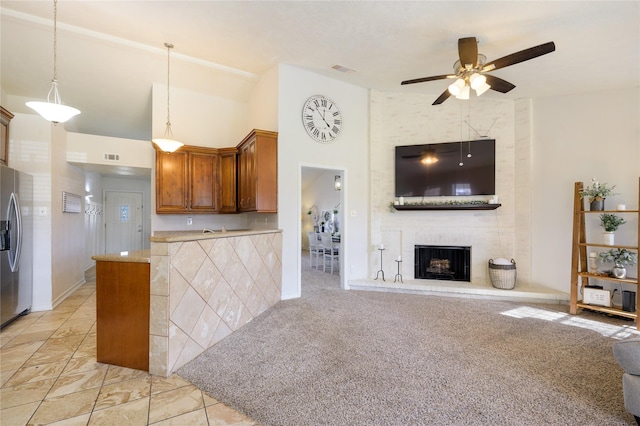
[
  {"left": 531, "top": 87, "right": 640, "bottom": 293},
  {"left": 51, "top": 126, "right": 86, "bottom": 305},
  {"left": 67, "top": 132, "right": 154, "bottom": 171},
  {"left": 277, "top": 64, "right": 370, "bottom": 299}
]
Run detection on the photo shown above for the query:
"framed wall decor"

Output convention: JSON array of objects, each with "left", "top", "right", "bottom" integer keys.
[{"left": 0, "top": 106, "right": 14, "bottom": 166}]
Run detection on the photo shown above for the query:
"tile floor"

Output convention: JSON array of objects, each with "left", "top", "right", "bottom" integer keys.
[{"left": 0, "top": 268, "right": 257, "bottom": 426}]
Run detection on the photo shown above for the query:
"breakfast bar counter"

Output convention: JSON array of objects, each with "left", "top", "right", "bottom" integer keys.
[{"left": 149, "top": 228, "right": 283, "bottom": 376}]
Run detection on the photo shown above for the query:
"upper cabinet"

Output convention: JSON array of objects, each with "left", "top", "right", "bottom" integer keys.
[
  {"left": 237, "top": 129, "right": 278, "bottom": 213},
  {"left": 154, "top": 129, "right": 277, "bottom": 215},
  {"left": 155, "top": 145, "right": 220, "bottom": 214}
]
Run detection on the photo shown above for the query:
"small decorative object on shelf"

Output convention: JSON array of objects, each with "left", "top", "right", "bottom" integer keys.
[
  {"left": 600, "top": 213, "right": 626, "bottom": 246},
  {"left": 598, "top": 249, "right": 638, "bottom": 280},
  {"left": 375, "top": 245, "right": 385, "bottom": 281},
  {"left": 578, "top": 177, "right": 617, "bottom": 211},
  {"left": 394, "top": 256, "right": 403, "bottom": 283}
]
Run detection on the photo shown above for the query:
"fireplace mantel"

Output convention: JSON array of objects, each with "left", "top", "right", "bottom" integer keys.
[{"left": 394, "top": 204, "right": 501, "bottom": 211}]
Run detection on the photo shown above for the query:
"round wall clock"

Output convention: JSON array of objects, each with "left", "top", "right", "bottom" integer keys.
[{"left": 302, "top": 95, "right": 343, "bottom": 143}]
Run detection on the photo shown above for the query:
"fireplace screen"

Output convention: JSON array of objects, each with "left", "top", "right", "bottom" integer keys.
[{"left": 414, "top": 245, "right": 471, "bottom": 282}]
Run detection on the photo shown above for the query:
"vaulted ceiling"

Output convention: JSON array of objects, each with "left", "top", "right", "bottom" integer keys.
[{"left": 1, "top": 1, "right": 638, "bottom": 142}]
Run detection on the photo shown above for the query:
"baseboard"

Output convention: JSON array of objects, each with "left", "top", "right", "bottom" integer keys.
[{"left": 51, "top": 277, "right": 87, "bottom": 309}]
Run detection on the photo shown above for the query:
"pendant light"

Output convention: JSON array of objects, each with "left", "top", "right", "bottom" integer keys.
[
  {"left": 152, "top": 43, "right": 184, "bottom": 153},
  {"left": 26, "top": 0, "right": 81, "bottom": 124}
]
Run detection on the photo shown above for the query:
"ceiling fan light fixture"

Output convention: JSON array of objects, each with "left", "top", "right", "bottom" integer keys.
[
  {"left": 469, "top": 73, "right": 486, "bottom": 90},
  {"left": 474, "top": 81, "right": 491, "bottom": 96},
  {"left": 448, "top": 78, "right": 465, "bottom": 96},
  {"left": 456, "top": 85, "right": 470, "bottom": 100},
  {"left": 26, "top": 0, "right": 81, "bottom": 124},
  {"left": 152, "top": 42, "right": 184, "bottom": 153}
]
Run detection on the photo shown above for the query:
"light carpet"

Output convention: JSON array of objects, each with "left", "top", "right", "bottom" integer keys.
[{"left": 178, "top": 256, "right": 637, "bottom": 425}]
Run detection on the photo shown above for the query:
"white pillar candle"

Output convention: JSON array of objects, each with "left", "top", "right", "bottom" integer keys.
[
  {"left": 380, "top": 244, "right": 384, "bottom": 250},
  {"left": 397, "top": 255, "right": 402, "bottom": 261},
  {"left": 617, "top": 204, "right": 626, "bottom": 210}
]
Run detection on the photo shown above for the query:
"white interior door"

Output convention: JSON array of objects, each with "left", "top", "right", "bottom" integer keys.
[{"left": 105, "top": 191, "right": 143, "bottom": 253}]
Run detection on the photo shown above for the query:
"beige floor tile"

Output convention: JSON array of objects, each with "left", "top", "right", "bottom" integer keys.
[
  {"left": 150, "top": 373, "right": 192, "bottom": 394},
  {"left": 150, "top": 408, "right": 209, "bottom": 425},
  {"left": 0, "top": 377, "right": 56, "bottom": 409},
  {"left": 47, "top": 364, "right": 109, "bottom": 398},
  {"left": 205, "top": 403, "right": 257, "bottom": 426},
  {"left": 3, "top": 360, "right": 68, "bottom": 387},
  {"left": 61, "top": 355, "right": 100, "bottom": 376},
  {"left": 1, "top": 329, "right": 53, "bottom": 349},
  {"left": 51, "top": 319, "right": 95, "bottom": 338},
  {"left": 103, "top": 365, "right": 149, "bottom": 385},
  {"left": 94, "top": 376, "right": 152, "bottom": 410},
  {"left": 88, "top": 396, "right": 149, "bottom": 426},
  {"left": 45, "top": 412, "right": 92, "bottom": 426},
  {"left": 0, "top": 400, "right": 40, "bottom": 426},
  {"left": 148, "top": 384, "right": 204, "bottom": 424},
  {"left": 202, "top": 391, "right": 220, "bottom": 406},
  {"left": 0, "top": 340, "right": 45, "bottom": 371},
  {"left": 30, "top": 387, "right": 100, "bottom": 424},
  {"left": 0, "top": 368, "right": 17, "bottom": 387}
]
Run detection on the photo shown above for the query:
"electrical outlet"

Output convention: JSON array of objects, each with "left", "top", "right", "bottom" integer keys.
[{"left": 187, "top": 217, "right": 192, "bottom": 226}]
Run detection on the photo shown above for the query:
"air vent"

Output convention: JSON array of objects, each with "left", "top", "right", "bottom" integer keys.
[{"left": 104, "top": 153, "right": 120, "bottom": 161}]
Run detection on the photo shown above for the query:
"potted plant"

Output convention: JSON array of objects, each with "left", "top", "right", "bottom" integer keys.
[
  {"left": 598, "top": 248, "right": 638, "bottom": 279},
  {"left": 599, "top": 213, "right": 626, "bottom": 245},
  {"left": 579, "top": 177, "right": 616, "bottom": 210}
]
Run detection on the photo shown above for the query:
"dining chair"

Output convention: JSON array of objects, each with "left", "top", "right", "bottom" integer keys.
[
  {"left": 320, "top": 233, "right": 339, "bottom": 274},
  {"left": 307, "top": 231, "right": 323, "bottom": 269}
]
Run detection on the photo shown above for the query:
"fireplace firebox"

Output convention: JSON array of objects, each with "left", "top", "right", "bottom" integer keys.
[{"left": 414, "top": 245, "right": 471, "bottom": 282}]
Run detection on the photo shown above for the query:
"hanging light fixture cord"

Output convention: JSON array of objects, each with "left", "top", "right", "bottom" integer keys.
[
  {"left": 164, "top": 42, "right": 174, "bottom": 138},
  {"left": 47, "top": 0, "right": 61, "bottom": 104}
]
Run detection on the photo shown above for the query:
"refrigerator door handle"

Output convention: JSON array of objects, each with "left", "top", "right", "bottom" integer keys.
[{"left": 8, "top": 192, "right": 22, "bottom": 272}]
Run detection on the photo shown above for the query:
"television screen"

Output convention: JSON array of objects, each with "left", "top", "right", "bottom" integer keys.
[{"left": 395, "top": 139, "right": 495, "bottom": 197}]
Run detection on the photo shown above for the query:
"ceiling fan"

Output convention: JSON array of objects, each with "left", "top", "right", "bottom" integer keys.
[{"left": 401, "top": 37, "right": 556, "bottom": 105}]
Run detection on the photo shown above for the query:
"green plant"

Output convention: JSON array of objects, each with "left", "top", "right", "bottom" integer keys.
[
  {"left": 598, "top": 248, "right": 638, "bottom": 267},
  {"left": 599, "top": 213, "right": 626, "bottom": 232},
  {"left": 579, "top": 178, "right": 616, "bottom": 202}
]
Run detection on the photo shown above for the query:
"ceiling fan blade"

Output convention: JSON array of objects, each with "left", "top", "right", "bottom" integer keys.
[
  {"left": 401, "top": 74, "right": 454, "bottom": 85},
  {"left": 482, "top": 41, "right": 555, "bottom": 72},
  {"left": 458, "top": 37, "right": 478, "bottom": 68},
  {"left": 485, "top": 74, "right": 516, "bottom": 93},
  {"left": 432, "top": 89, "right": 452, "bottom": 105}
]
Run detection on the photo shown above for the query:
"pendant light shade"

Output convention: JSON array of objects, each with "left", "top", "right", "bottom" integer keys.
[
  {"left": 26, "top": 0, "right": 80, "bottom": 124},
  {"left": 152, "top": 43, "right": 183, "bottom": 153}
]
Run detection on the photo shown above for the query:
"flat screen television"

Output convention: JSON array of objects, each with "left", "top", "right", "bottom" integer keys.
[{"left": 395, "top": 139, "right": 495, "bottom": 197}]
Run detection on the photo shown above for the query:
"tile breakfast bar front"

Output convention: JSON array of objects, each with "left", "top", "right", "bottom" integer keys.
[{"left": 148, "top": 229, "right": 282, "bottom": 377}]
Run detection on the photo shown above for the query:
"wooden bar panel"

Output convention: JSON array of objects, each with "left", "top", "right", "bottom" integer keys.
[{"left": 96, "top": 261, "right": 150, "bottom": 371}]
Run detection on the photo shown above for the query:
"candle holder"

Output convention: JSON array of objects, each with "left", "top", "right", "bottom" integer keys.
[
  {"left": 375, "top": 248, "right": 385, "bottom": 281},
  {"left": 394, "top": 259, "right": 403, "bottom": 283}
]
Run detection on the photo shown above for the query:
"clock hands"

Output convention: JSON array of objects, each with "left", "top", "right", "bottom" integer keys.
[{"left": 317, "top": 107, "right": 332, "bottom": 128}]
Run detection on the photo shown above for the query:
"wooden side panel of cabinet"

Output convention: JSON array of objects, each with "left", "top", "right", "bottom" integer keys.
[
  {"left": 189, "top": 150, "right": 219, "bottom": 212},
  {"left": 219, "top": 148, "right": 238, "bottom": 213},
  {"left": 96, "top": 261, "right": 150, "bottom": 371},
  {"left": 237, "top": 129, "right": 277, "bottom": 213},
  {"left": 155, "top": 148, "right": 189, "bottom": 213}
]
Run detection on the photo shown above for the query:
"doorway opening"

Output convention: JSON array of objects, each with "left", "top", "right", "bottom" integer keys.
[{"left": 300, "top": 165, "right": 345, "bottom": 293}]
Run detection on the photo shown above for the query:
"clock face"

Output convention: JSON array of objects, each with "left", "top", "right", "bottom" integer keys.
[{"left": 302, "top": 95, "right": 343, "bottom": 143}]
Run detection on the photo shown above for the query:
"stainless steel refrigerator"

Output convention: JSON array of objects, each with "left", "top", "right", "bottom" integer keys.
[{"left": 0, "top": 164, "right": 33, "bottom": 328}]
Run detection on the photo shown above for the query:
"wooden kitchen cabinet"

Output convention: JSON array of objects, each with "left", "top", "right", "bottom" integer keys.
[
  {"left": 219, "top": 147, "right": 238, "bottom": 213},
  {"left": 155, "top": 145, "right": 221, "bottom": 214},
  {"left": 237, "top": 129, "right": 278, "bottom": 213}
]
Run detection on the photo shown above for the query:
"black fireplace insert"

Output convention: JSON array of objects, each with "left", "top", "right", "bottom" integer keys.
[{"left": 414, "top": 245, "right": 471, "bottom": 282}]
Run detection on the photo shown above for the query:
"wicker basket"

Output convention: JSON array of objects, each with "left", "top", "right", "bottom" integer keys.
[{"left": 488, "top": 259, "right": 517, "bottom": 290}]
